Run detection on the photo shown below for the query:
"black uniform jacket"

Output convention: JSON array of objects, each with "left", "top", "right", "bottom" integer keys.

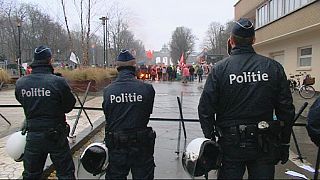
[
  {"left": 198, "top": 45, "right": 295, "bottom": 144},
  {"left": 15, "top": 65, "right": 76, "bottom": 130},
  {"left": 102, "top": 67, "right": 155, "bottom": 132},
  {"left": 307, "top": 97, "right": 320, "bottom": 140}
]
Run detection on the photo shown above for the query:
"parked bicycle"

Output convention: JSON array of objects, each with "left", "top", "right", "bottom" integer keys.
[{"left": 288, "top": 73, "right": 316, "bottom": 99}]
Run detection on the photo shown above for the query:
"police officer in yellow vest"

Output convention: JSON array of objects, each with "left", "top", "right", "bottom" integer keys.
[
  {"left": 198, "top": 19, "right": 295, "bottom": 179},
  {"left": 15, "top": 45, "right": 76, "bottom": 179},
  {"left": 103, "top": 49, "right": 156, "bottom": 179}
]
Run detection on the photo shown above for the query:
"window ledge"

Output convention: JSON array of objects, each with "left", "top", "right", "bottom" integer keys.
[{"left": 296, "top": 67, "right": 312, "bottom": 71}]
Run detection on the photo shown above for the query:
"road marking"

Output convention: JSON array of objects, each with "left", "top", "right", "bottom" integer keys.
[{"left": 285, "top": 170, "right": 308, "bottom": 179}]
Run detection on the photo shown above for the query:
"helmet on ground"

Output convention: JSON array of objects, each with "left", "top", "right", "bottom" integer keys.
[
  {"left": 5, "top": 131, "right": 26, "bottom": 162},
  {"left": 80, "top": 143, "right": 109, "bottom": 175},
  {"left": 182, "top": 138, "right": 222, "bottom": 177}
]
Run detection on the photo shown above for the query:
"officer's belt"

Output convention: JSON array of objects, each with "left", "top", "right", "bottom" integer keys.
[
  {"left": 106, "top": 127, "right": 153, "bottom": 144},
  {"left": 219, "top": 121, "right": 282, "bottom": 137},
  {"left": 216, "top": 119, "right": 283, "bottom": 128},
  {"left": 27, "top": 122, "right": 66, "bottom": 132}
]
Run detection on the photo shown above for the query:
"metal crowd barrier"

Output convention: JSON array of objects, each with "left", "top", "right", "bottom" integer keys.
[{"left": 0, "top": 97, "right": 311, "bottom": 163}]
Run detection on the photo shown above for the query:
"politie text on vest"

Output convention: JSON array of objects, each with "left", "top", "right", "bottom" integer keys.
[
  {"left": 229, "top": 71, "right": 269, "bottom": 85},
  {"left": 21, "top": 88, "right": 51, "bottom": 97},
  {"left": 110, "top": 93, "right": 143, "bottom": 103}
]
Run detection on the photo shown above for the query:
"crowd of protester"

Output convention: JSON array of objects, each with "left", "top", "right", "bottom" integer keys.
[{"left": 136, "top": 63, "right": 212, "bottom": 83}]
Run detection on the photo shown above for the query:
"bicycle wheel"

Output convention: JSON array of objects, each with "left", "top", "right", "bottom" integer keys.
[{"left": 299, "top": 85, "right": 316, "bottom": 99}]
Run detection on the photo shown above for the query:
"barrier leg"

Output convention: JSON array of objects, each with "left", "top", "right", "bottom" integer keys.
[
  {"left": 70, "top": 82, "right": 91, "bottom": 138},
  {"left": 175, "top": 120, "right": 181, "bottom": 156},
  {"left": 0, "top": 113, "right": 11, "bottom": 126},
  {"left": 314, "top": 147, "right": 320, "bottom": 180},
  {"left": 291, "top": 102, "right": 308, "bottom": 163},
  {"left": 73, "top": 92, "right": 93, "bottom": 128},
  {"left": 292, "top": 130, "right": 304, "bottom": 163}
]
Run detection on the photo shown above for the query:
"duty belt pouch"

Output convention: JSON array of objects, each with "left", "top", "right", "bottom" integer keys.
[
  {"left": 239, "top": 125, "right": 258, "bottom": 148},
  {"left": 257, "top": 121, "right": 281, "bottom": 154}
]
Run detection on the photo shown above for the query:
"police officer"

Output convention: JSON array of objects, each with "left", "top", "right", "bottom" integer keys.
[
  {"left": 307, "top": 97, "right": 320, "bottom": 147},
  {"left": 198, "top": 18, "right": 295, "bottom": 179},
  {"left": 15, "top": 45, "right": 76, "bottom": 179},
  {"left": 103, "top": 49, "right": 156, "bottom": 179}
]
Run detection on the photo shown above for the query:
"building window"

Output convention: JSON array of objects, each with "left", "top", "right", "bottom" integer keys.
[
  {"left": 256, "top": 0, "right": 315, "bottom": 28},
  {"left": 257, "top": 3, "right": 268, "bottom": 27},
  {"left": 285, "top": 0, "right": 296, "bottom": 14},
  {"left": 298, "top": 47, "right": 312, "bottom": 67}
]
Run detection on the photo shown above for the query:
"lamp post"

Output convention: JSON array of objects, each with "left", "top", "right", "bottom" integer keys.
[
  {"left": 17, "top": 19, "right": 22, "bottom": 77},
  {"left": 99, "top": 16, "right": 109, "bottom": 67},
  {"left": 91, "top": 44, "right": 95, "bottom": 66},
  {"left": 219, "top": 26, "right": 224, "bottom": 55}
]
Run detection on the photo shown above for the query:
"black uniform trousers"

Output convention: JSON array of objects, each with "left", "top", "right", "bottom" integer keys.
[
  {"left": 22, "top": 132, "right": 75, "bottom": 179},
  {"left": 218, "top": 159, "right": 275, "bottom": 179},
  {"left": 105, "top": 141, "right": 155, "bottom": 179},
  {"left": 217, "top": 126, "right": 279, "bottom": 179}
]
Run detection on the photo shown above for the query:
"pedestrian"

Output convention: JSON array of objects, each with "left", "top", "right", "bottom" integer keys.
[
  {"left": 189, "top": 65, "right": 195, "bottom": 82},
  {"left": 307, "top": 97, "right": 320, "bottom": 147},
  {"left": 15, "top": 45, "right": 76, "bottom": 179},
  {"left": 182, "top": 65, "right": 190, "bottom": 83},
  {"left": 162, "top": 66, "right": 167, "bottom": 81},
  {"left": 150, "top": 66, "right": 157, "bottom": 81},
  {"left": 167, "top": 65, "right": 173, "bottom": 81},
  {"left": 198, "top": 18, "right": 295, "bottom": 179},
  {"left": 103, "top": 49, "right": 156, "bottom": 179},
  {"left": 157, "top": 66, "right": 162, "bottom": 81},
  {"left": 26, "top": 65, "right": 32, "bottom": 75},
  {"left": 196, "top": 65, "right": 204, "bottom": 83}
]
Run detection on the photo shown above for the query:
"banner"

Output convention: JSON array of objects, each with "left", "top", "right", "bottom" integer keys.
[
  {"left": 179, "top": 53, "right": 184, "bottom": 67},
  {"left": 146, "top": 50, "right": 153, "bottom": 60},
  {"left": 69, "top": 52, "right": 78, "bottom": 64}
]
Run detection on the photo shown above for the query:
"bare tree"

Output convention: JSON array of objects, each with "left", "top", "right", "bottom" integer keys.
[
  {"left": 0, "top": 2, "right": 73, "bottom": 64},
  {"left": 0, "top": 0, "right": 143, "bottom": 68},
  {"left": 84, "top": 0, "right": 92, "bottom": 66},
  {"left": 169, "top": 26, "right": 196, "bottom": 65},
  {"left": 107, "top": 4, "right": 132, "bottom": 63},
  {"left": 60, "top": 0, "right": 73, "bottom": 54},
  {"left": 202, "top": 20, "right": 233, "bottom": 57},
  {"left": 202, "top": 22, "right": 221, "bottom": 54}
]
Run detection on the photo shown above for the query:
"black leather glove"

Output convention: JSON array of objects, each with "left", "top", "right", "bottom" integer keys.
[
  {"left": 21, "top": 119, "right": 27, "bottom": 135},
  {"left": 279, "top": 144, "right": 290, "bottom": 164}
]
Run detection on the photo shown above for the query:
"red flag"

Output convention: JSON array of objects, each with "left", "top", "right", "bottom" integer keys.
[
  {"left": 146, "top": 50, "right": 153, "bottom": 60},
  {"left": 179, "top": 53, "right": 184, "bottom": 67}
]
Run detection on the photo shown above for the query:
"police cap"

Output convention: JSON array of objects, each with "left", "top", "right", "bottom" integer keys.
[
  {"left": 116, "top": 49, "right": 136, "bottom": 67},
  {"left": 32, "top": 45, "right": 52, "bottom": 65},
  {"left": 232, "top": 18, "right": 255, "bottom": 38}
]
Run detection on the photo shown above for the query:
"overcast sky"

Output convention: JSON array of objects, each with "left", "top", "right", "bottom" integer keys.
[{"left": 19, "top": 0, "right": 237, "bottom": 52}]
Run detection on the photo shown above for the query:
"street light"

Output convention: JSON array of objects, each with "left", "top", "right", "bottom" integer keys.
[
  {"left": 16, "top": 18, "right": 22, "bottom": 77},
  {"left": 219, "top": 26, "right": 224, "bottom": 55},
  {"left": 91, "top": 44, "right": 95, "bottom": 66},
  {"left": 99, "top": 16, "right": 109, "bottom": 67}
]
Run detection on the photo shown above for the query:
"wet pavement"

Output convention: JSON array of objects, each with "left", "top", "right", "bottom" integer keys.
[{"left": 0, "top": 79, "right": 319, "bottom": 179}]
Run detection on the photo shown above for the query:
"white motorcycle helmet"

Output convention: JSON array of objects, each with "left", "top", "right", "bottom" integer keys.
[
  {"left": 6, "top": 131, "right": 27, "bottom": 162},
  {"left": 182, "top": 138, "right": 222, "bottom": 178},
  {"left": 80, "top": 142, "right": 109, "bottom": 176}
]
